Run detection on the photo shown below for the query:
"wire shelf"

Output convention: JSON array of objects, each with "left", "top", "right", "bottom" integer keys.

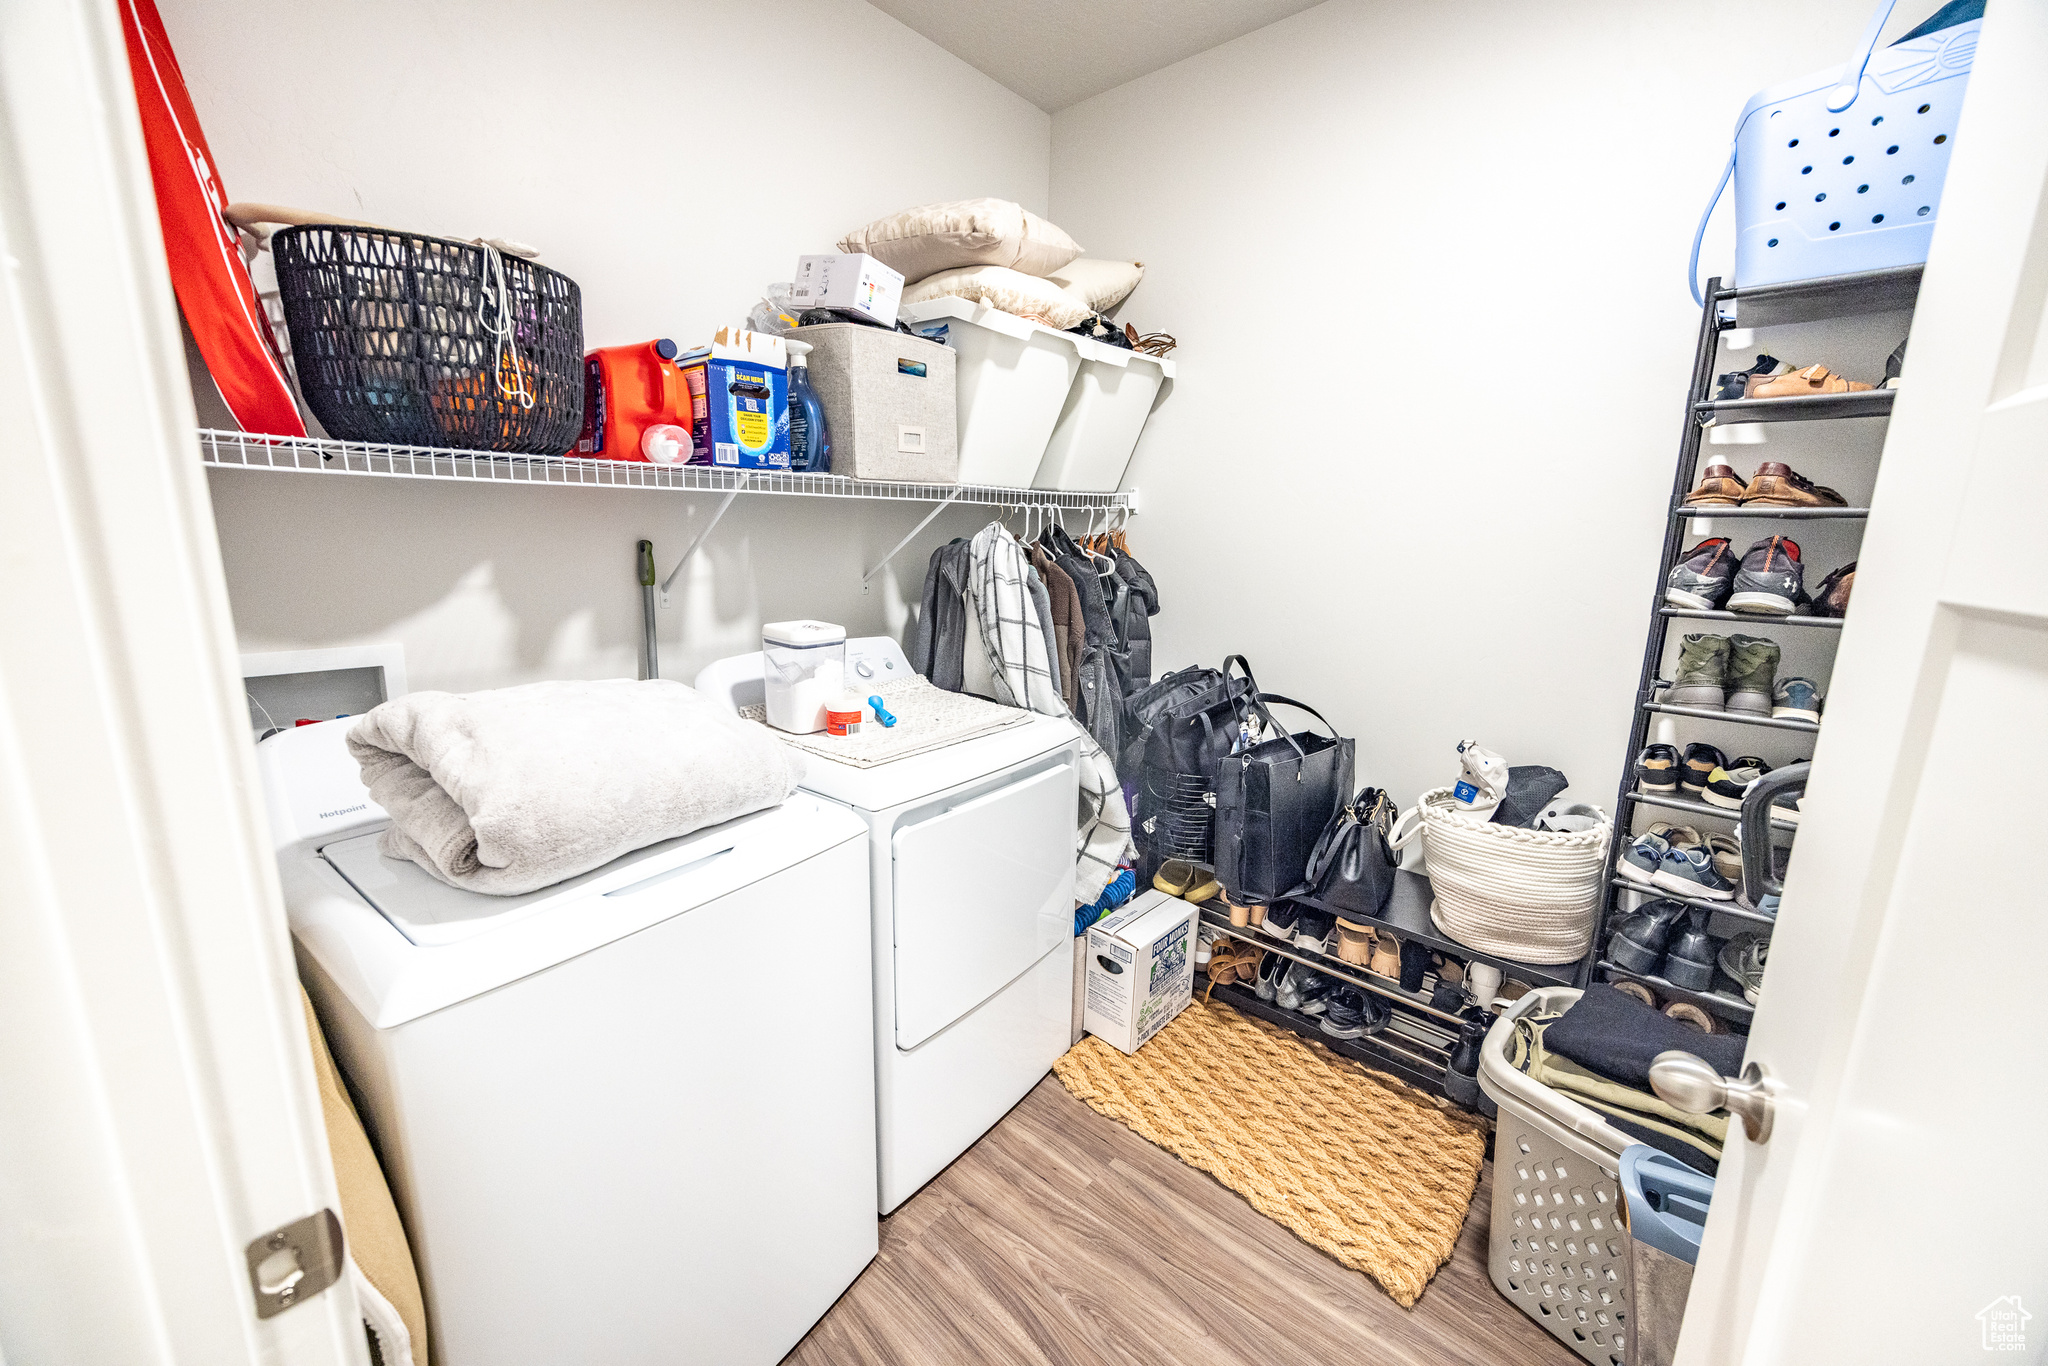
[
  {"left": 1660, "top": 607, "right": 1844, "bottom": 629},
  {"left": 196, "top": 428, "right": 1140, "bottom": 512},
  {"left": 1670, "top": 505, "right": 1870, "bottom": 520}
]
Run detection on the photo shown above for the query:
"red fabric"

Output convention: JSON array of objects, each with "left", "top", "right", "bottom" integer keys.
[{"left": 118, "top": 0, "right": 304, "bottom": 436}]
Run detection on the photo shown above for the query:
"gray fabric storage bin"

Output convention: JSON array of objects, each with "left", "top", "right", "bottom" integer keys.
[{"left": 794, "top": 324, "right": 958, "bottom": 483}]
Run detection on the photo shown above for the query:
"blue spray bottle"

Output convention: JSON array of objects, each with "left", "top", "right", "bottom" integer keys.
[{"left": 783, "top": 338, "right": 832, "bottom": 473}]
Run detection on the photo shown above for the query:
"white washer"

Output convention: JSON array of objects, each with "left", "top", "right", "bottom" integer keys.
[
  {"left": 257, "top": 719, "right": 878, "bottom": 1366},
  {"left": 696, "top": 637, "right": 1077, "bottom": 1212}
]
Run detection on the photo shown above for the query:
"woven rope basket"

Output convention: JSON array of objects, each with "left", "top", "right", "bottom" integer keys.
[{"left": 1391, "top": 787, "right": 1611, "bottom": 965}]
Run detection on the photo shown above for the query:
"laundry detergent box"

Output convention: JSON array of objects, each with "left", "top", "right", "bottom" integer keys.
[
  {"left": 677, "top": 327, "right": 789, "bottom": 469},
  {"left": 1083, "top": 890, "right": 1197, "bottom": 1054},
  {"left": 789, "top": 253, "right": 904, "bottom": 329}
]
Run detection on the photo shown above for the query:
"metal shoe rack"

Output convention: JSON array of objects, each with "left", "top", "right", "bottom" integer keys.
[
  {"left": 1588, "top": 264, "right": 1922, "bottom": 1033},
  {"left": 1199, "top": 870, "right": 1579, "bottom": 1099}
]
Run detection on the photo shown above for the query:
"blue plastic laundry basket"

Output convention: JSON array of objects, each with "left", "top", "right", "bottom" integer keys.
[{"left": 1691, "top": 0, "right": 1981, "bottom": 300}]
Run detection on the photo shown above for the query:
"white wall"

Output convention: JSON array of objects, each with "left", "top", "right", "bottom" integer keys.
[
  {"left": 1050, "top": 0, "right": 1883, "bottom": 809},
  {"left": 168, "top": 0, "right": 1049, "bottom": 692}
]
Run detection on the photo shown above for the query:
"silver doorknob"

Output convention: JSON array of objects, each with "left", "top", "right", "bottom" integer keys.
[{"left": 1649, "top": 1051, "right": 1777, "bottom": 1144}]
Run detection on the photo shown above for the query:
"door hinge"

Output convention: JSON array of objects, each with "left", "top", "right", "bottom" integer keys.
[{"left": 246, "top": 1209, "right": 345, "bottom": 1319}]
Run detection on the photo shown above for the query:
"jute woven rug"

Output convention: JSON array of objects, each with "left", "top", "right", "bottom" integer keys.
[{"left": 1053, "top": 999, "right": 1486, "bottom": 1307}]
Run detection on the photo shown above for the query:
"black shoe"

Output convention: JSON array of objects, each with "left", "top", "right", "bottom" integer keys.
[
  {"left": 1291, "top": 909, "right": 1334, "bottom": 953},
  {"left": 1713, "top": 352, "right": 1783, "bottom": 400},
  {"left": 1254, "top": 949, "right": 1288, "bottom": 1002},
  {"left": 1319, "top": 988, "right": 1372, "bottom": 1038},
  {"left": 1662, "top": 909, "right": 1718, "bottom": 990},
  {"left": 1665, "top": 538, "right": 1737, "bottom": 611},
  {"left": 1279, "top": 965, "right": 1336, "bottom": 1015},
  {"left": 1262, "top": 899, "right": 1300, "bottom": 940},
  {"left": 1680, "top": 743, "right": 1726, "bottom": 795},
  {"left": 1635, "top": 743, "right": 1681, "bottom": 797},
  {"left": 1609, "top": 899, "right": 1687, "bottom": 974},
  {"left": 1399, "top": 939, "right": 1432, "bottom": 993},
  {"left": 1430, "top": 981, "right": 1468, "bottom": 1014}
]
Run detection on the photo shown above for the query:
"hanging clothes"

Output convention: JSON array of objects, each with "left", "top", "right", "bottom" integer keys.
[
  {"left": 1022, "top": 560, "right": 1063, "bottom": 703},
  {"left": 967, "top": 523, "right": 1132, "bottom": 903},
  {"left": 1038, "top": 524, "right": 1126, "bottom": 758},
  {"left": 1028, "top": 545, "right": 1086, "bottom": 715},
  {"left": 907, "top": 538, "right": 973, "bottom": 692},
  {"left": 1109, "top": 545, "right": 1159, "bottom": 692}
]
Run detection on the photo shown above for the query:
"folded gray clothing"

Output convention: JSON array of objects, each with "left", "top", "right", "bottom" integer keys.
[{"left": 348, "top": 678, "right": 801, "bottom": 896}]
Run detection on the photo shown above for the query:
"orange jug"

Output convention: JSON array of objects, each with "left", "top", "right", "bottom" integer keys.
[{"left": 573, "top": 338, "right": 697, "bottom": 462}]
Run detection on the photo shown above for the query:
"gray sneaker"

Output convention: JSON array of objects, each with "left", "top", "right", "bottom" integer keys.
[
  {"left": 1616, "top": 831, "right": 1670, "bottom": 885},
  {"left": 1669, "top": 633, "right": 1729, "bottom": 710},
  {"left": 1666, "top": 538, "right": 1736, "bottom": 610},
  {"left": 1651, "top": 844, "right": 1737, "bottom": 901},
  {"left": 1726, "top": 634, "right": 1781, "bottom": 717},
  {"left": 1772, "top": 677, "right": 1824, "bottom": 723},
  {"left": 1719, "top": 931, "right": 1769, "bottom": 1003},
  {"left": 1727, "top": 536, "right": 1807, "bottom": 616}
]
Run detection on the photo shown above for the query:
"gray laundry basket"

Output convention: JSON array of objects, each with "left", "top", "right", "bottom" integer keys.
[{"left": 1479, "top": 988, "right": 1639, "bottom": 1366}]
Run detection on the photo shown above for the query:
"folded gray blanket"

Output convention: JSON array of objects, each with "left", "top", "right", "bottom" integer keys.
[{"left": 348, "top": 679, "right": 802, "bottom": 896}]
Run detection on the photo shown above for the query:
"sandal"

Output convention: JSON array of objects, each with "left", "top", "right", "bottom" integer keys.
[
  {"left": 1154, "top": 859, "right": 1221, "bottom": 904},
  {"left": 1368, "top": 931, "right": 1402, "bottom": 980},
  {"left": 1663, "top": 1001, "right": 1720, "bottom": 1034},
  {"left": 1611, "top": 979, "right": 1659, "bottom": 1009},
  {"left": 1333, "top": 915, "right": 1376, "bottom": 966},
  {"left": 1749, "top": 363, "right": 1873, "bottom": 399}
]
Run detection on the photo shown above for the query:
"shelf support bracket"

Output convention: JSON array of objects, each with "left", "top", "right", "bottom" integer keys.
[
  {"left": 863, "top": 490, "right": 962, "bottom": 594},
  {"left": 657, "top": 474, "right": 750, "bottom": 607}
]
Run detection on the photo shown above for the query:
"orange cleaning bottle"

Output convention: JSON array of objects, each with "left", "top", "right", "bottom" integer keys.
[{"left": 573, "top": 338, "right": 696, "bottom": 462}]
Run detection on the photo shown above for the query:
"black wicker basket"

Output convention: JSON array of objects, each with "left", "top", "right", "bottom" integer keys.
[{"left": 271, "top": 225, "right": 583, "bottom": 453}]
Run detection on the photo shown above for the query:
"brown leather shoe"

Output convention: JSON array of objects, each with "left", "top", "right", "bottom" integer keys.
[
  {"left": 1740, "top": 462, "right": 1847, "bottom": 508},
  {"left": 1683, "top": 463, "right": 1748, "bottom": 506},
  {"left": 1811, "top": 560, "right": 1856, "bottom": 617},
  {"left": 1748, "top": 363, "right": 1874, "bottom": 398}
]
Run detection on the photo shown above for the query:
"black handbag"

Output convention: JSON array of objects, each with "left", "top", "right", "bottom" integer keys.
[
  {"left": 1301, "top": 785, "right": 1398, "bottom": 916},
  {"left": 1210, "top": 657, "right": 1354, "bottom": 904}
]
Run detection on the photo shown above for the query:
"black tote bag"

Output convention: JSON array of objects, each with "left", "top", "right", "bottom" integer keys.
[{"left": 1210, "top": 656, "right": 1354, "bottom": 904}]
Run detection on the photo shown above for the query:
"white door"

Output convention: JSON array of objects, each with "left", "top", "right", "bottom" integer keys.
[
  {"left": 1677, "top": 4, "right": 2048, "bottom": 1361},
  {"left": 0, "top": 1, "right": 363, "bottom": 1362}
]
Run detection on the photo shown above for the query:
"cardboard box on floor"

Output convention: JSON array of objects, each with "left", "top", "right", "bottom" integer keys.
[{"left": 1083, "top": 890, "right": 1196, "bottom": 1054}]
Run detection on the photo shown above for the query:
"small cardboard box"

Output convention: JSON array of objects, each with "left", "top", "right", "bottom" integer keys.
[
  {"left": 790, "top": 253, "right": 905, "bottom": 329},
  {"left": 1083, "top": 890, "right": 1197, "bottom": 1054},
  {"left": 677, "top": 328, "right": 789, "bottom": 470}
]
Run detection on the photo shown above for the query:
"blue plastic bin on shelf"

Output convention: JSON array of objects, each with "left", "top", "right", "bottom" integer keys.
[{"left": 1621, "top": 1147, "right": 1716, "bottom": 1366}]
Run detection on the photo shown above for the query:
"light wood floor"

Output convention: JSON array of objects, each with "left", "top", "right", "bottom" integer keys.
[{"left": 784, "top": 1076, "right": 1579, "bottom": 1366}]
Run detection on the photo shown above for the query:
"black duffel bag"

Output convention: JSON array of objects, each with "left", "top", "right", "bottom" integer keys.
[
  {"left": 1301, "top": 785, "right": 1398, "bottom": 915},
  {"left": 1211, "top": 657, "right": 1354, "bottom": 904}
]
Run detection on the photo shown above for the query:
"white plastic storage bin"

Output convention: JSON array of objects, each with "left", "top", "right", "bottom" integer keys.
[
  {"left": 1032, "top": 340, "right": 1174, "bottom": 494},
  {"left": 1478, "top": 988, "right": 1639, "bottom": 1366},
  {"left": 901, "top": 297, "right": 1083, "bottom": 488}
]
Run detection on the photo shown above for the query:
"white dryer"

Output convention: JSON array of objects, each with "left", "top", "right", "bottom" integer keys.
[
  {"left": 258, "top": 719, "right": 878, "bottom": 1366},
  {"left": 696, "top": 637, "right": 1077, "bottom": 1212}
]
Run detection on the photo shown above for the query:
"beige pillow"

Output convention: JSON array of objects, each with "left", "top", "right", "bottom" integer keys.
[
  {"left": 902, "top": 265, "right": 1093, "bottom": 331},
  {"left": 1047, "top": 258, "right": 1145, "bottom": 314},
  {"left": 838, "top": 198, "right": 1083, "bottom": 283}
]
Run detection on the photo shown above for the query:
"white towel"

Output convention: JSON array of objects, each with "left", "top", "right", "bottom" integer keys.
[
  {"left": 967, "top": 523, "right": 1133, "bottom": 903},
  {"left": 348, "top": 678, "right": 801, "bottom": 896}
]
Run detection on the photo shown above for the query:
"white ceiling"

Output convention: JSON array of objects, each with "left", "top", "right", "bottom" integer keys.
[{"left": 867, "top": 0, "right": 1328, "bottom": 112}]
